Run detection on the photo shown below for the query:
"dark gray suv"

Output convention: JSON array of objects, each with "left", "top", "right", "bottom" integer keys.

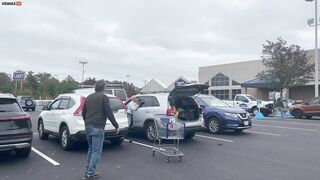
[
  {"left": 0, "top": 94, "right": 33, "bottom": 157},
  {"left": 17, "top": 96, "right": 36, "bottom": 111}
]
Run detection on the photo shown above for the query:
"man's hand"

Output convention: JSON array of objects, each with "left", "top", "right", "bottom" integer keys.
[{"left": 115, "top": 128, "right": 120, "bottom": 135}]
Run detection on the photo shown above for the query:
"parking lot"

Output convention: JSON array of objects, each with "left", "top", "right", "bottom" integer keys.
[{"left": 1, "top": 107, "right": 320, "bottom": 180}]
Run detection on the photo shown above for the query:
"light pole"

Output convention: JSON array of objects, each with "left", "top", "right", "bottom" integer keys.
[
  {"left": 307, "top": 0, "right": 319, "bottom": 97},
  {"left": 79, "top": 61, "right": 88, "bottom": 88}
]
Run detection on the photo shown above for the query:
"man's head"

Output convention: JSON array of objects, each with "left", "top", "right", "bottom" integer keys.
[{"left": 95, "top": 80, "right": 106, "bottom": 92}]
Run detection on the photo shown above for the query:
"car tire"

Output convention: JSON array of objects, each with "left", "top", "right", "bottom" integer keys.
[
  {"left": 38, "top": 120, "right": 49, "bottom": 140},
  {"left": 16, "top": 147, "right": 31, "bottom": 157},
  {"left": 292, "top": 110, "right": 303, "bottom": 119},
  {"left": 305, "top": 116, "right": 312, "bottom": 119},
  {"left": 110, "top": 137, "right": 124, "bottom": 146},
  {"left": 207, "top": 117, "right": 222, "bottom": 134},
  {"left": 145, "top": 121, "right": 156, "bottom": 142},
  {"left": 60, "top": 126, "right": 75, "bottom": 151},
  {"left": 185, "top": 133, "right": 195, "bottom": 140},
  {"left": 252, "top": 107, "right": 258, "bottom": 116}
]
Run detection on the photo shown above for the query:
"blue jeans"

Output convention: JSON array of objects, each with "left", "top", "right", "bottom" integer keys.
[
  {"left": 127, "top": 113, "right": 133, "bottom": 127},
  {"left": 85, "top": 125, "right": 105, "bottom": 176}
]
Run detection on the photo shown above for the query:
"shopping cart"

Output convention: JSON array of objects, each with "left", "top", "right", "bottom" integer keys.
[{"left": 152, "top": 115, "right": 186, "bottom": 162}]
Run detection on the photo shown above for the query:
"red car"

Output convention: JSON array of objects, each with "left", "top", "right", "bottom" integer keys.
[{"left": 289, "top": 97, "right": 320, "bottom": 119}]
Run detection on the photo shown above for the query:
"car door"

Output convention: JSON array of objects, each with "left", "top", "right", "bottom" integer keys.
[
  {"left": 43, "top": 99, "right": 61, "bottom": 132},
  {"left": 52, "top": 97, "right": 71, "bottom": 132},
  {"left": 132, "top": 96, "right": 160, "bottom": 128},
  {"left": 303, "top": 98, "right": 320, "bottom": 115},
  {"left": 235, "top": 95, "right": 249, "bottom": 109}
]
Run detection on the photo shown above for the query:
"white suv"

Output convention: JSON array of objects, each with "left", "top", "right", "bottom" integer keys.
[
  {"left": 37, "top": 93, "right": 128, "bottom": 151},
  {"left": 129, "top": 84, "right": 208, "bottom": 141},
  {"left": 73, "top": 88, "right": 127, "bottom": 102}
]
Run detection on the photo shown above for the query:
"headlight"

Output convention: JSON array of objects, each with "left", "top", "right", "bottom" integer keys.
[{"left": 223, "top": 113, "right": 238, "bottom": 118}]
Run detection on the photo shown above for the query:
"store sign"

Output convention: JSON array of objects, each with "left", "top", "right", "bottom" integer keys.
[
  {"left": 13, "top": 70, "right": 25, "bottom": 80},
  {"left": 175, "top": 79, "right": 189, "bottom": 87}
]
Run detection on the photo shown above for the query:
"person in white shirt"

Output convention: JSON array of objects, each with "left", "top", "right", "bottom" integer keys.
[{"left": 126, "top": 96, "right": 140, "bottom": 127}]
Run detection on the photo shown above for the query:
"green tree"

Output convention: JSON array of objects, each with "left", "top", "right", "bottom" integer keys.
[
  {"left": 259, "top": 37, "right": 314, "bottom": 97},
  {"left": 25, "top": 71, "right": 39, "bottom": 97},
  {"left": 57, "top": 75, "right": 79, "bottom": 94},
  {"left": 83, "top": 77, "right": 97, "bottom": 86},
  {"left": 0, "top": 73, "right": 13, "bottom": 93}
]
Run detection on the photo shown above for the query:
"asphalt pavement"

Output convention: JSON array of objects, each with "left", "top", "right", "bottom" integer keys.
[{"left": 1, "top": 107, "right": 320, "bottom": 180}]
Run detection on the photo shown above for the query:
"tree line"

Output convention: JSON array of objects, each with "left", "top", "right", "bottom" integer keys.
[{"left": 0, "top": 72, "right": 140, "bottom": 99}]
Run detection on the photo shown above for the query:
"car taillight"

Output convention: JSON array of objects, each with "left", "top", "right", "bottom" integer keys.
[
  {"left": 0, "top": 114, "right": 30, "bottom": 121},
  {"left": 74, "top": 96, "right": 85, "bottom": 116},
  {"left": 166, "top": 108, "right": 175, "bottom": 116}
]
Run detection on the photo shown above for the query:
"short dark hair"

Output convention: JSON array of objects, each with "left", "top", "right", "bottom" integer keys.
[{"left": 95, "top": 80, "right": 106, "bottom": 92}]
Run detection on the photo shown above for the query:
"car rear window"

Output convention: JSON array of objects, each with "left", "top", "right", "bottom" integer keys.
[
  {"left": 114, "top": 90, "right": 126, "bottom": 101},
  {"left": 21, "top": 97, "right": 34, "bottom": 100},
  {"left": 109, "top": 97, "right": 124, "bottom": 111},
  {"left": 0, "top": 98, "right": 22, "bottom": 112}
]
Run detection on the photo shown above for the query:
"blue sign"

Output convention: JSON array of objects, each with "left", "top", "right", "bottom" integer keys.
[
  {"left": 13, "top": 70, "right": 25, "bottom": 80},
  {"left": 175, "top": 79, "right": 189, "bottom": 87}
]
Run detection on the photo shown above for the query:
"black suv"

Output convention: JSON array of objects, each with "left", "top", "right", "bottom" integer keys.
[
  {"left": 0, "top": 94, "right": 33, "bottom": 157},
  {"left": 17, "top": 96, "right": 36, "bottom": 111}
]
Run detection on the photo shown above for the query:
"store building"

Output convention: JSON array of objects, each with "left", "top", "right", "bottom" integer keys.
[{"left": 199, "top": 50, "right": 317, "bottom": 101}]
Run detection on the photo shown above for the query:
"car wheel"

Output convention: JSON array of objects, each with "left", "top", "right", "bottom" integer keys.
[
  {"left": 145, "top": 121, "right": 156, "bottom": 142},
  {"left": 60, "top": 126, "right": 75, "bottom": 151},
  {"left": 16, "top": 147, "right": 31, "bottom": 157},
  {"left": 207, "top": 117, "right": 222, "bottom": 134},
  {"left": 252, "top": 107, "right": 258, "bottom": 116},
  {"left": 38, "top": 120, "right": 49, "bottom": 140},
  {"left": 292, "top": 110, "right": 303, "bottom": 119},
  {"left": 110, "top": 137, "right": 124, "bottom": 146},
  {"left": 305, "top": 116, "right": 312, "bottom": 119},
  {"left": 185, "top": 133, "right": 195, "bottom": 140}
]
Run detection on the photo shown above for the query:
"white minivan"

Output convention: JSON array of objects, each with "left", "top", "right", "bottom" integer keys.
[{"left": 37, "top": 92, "right": 128, "bottom": 150}]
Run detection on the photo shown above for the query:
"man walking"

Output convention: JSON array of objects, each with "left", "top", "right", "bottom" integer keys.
[{"left": 82, "top": 80, "right": 119, "bottom": 179}]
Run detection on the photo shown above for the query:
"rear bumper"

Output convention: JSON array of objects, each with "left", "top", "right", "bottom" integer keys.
[
  {"left": 71, "top": 127, "right": 129, "bottom": 141},
  {"left": 0, "top": 142, "right": 31, "bottom": 151},
  {"left": 21, "top": 105, "right": 36, "bottom": 109},
  {"left": 185, "top": 126, "right": 202, "bottom": 134}
]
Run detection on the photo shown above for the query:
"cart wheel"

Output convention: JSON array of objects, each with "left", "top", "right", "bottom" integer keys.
[
  {"left": 166, "top": 157, "right": 170, "bottom": 163},
  {"left": 179, "top": 156, "right": 182, "bottom": 162},
  {"left": 152, "top": 150, "right": 155, "bottom": 157}
]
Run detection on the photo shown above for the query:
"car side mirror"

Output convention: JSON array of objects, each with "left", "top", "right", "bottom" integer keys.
[{"left": 243, "top": 99, "right": 249, "bottom": 103}]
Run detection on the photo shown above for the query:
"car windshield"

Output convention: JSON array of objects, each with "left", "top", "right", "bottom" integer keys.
[
  {"left": 199, "top": 96, "right": 230, "bottom": 107},
  {"left": 0, "top": 98, "right": 22, "bottom": 112},
  {"left": 246, "top": 95, "right": 257, "bottom": 101}
]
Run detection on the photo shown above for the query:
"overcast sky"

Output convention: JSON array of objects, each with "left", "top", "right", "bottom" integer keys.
[{"left": 0, "top": 0, "right": 316, "bottom": 87}]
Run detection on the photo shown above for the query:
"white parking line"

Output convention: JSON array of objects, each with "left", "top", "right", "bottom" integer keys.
[
  {"left": 124, "top": 139, "right": 165, "bottom": 150},
  {"left": 195, "top": 135, "right": 234, "bottom": 143},
  {"left": 254, "top": 119, "right": 320, "bottom": 126},
  {"left": 245, "top": 130, "right": 281, "bottom": 136},
  {"left": 254, "top": 124, "right": 318, "bottom": 132},
  {"left": 31, "top": 147, "right": 60, "bottom": 166}
]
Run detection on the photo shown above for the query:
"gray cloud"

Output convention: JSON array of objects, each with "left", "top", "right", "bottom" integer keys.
[{"left": 0, "top": 0, "right": 316, "bottom": 87}]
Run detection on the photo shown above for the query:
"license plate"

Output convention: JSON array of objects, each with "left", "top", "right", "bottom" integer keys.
[{"left": 244, "top": 121, "right": 249, "bottom": 126}]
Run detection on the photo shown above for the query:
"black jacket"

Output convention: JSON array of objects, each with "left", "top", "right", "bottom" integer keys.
[{"left": 82, "top": 92, "right": 119, "bottom": 129}]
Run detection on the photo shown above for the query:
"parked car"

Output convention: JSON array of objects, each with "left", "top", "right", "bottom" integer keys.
[
  {"left": 289, "top": 97, "right": 320, "bottom": 119},
  {"left": 224, "top": 94, "right": 273, "bottom": 116},
  {"left": 37, "top": 92, "right": 128, "bottom": 151},
  {"left": 73, "top": 88, "right": 127, "bottom": 102},
  {"left": 17, "top": 95, "right": 36, "bottom": 111},
  {"left": 194, "top": 95, "right": 252, "bottom": 134},
  {"left": 129, "top": 84, "right": 208, "bottom": 141},
  {"left": 0, "top": 93, "right": 33, "bottom": 157}
]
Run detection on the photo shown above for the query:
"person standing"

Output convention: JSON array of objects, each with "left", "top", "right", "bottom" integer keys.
[
  {"left": 82, "top": 80, "right": 119, "bottom": 180},
  {"left": 275, "top": 97, "right": 284, "bottom": 118},
  {"left": 126, "top": 96, "right": 140, "bottom": 127}
]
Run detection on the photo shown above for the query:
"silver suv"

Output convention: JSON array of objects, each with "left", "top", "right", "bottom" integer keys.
[{"left": 129, "top": 84, "right": 208, "bottom": 141}]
